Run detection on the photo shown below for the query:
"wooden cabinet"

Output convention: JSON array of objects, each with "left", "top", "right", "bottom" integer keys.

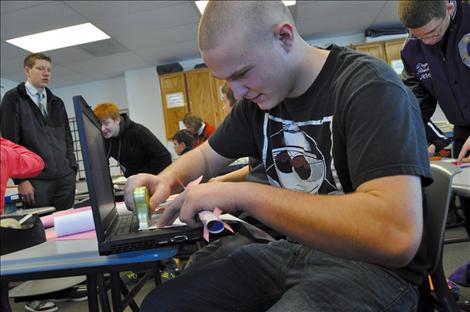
[
  {"left": 353, "top": 42, "right": 387, "bottom": 61},
  {"left": 185, "top": 68, "right": 226, "bottom": 130},
  {"left": 159, "top": 68, "right": 226, "bottom": 140},
  {"left": 384, "top": 39, "right": 406, "bottom": 64},
  {"left": 351, "top": 38, "right": 406, "bottom": 65}
]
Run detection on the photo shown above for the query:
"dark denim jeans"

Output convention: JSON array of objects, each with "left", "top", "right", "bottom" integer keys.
[{"left": 141, "top": 240, "right": 418, "bottom": 312}]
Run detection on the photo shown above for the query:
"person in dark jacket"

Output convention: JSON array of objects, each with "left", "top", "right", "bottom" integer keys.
[
  {"left": 0, "top": 53, "right": 77, "bottom": 211},
  {"left": 93, "top": 102, "right": 172, "bottom": 178},
  {"left": 398, "top": 0, "right": 470, "bottom": 162}
]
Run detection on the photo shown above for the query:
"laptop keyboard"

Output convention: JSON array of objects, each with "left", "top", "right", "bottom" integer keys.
[{"left": 115, "top": 214, "right": 135, "bottom": 236}]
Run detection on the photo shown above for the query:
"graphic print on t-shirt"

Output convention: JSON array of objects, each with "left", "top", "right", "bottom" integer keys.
[{"left": 263, "top": 114, "right": 340, "bottom": 194}]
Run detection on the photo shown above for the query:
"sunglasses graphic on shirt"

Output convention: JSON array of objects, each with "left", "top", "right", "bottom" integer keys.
[{"left": 272, "top": 147, "right": 324, "bottom": 181}]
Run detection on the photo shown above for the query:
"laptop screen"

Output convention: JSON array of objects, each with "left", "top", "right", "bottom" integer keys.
[{"left": 73, "top": 95, "right": 116, "bottom": 239}]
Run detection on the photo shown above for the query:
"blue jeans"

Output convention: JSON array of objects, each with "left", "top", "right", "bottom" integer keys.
[{"left": 141, "top": 240, "right": 418, "bottom": 312}]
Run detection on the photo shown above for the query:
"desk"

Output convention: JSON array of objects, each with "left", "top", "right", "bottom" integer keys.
[
  {"left": 433, "top": 161, "right": 470, "bottom": 243},
  {"left": 452, "top": 166, "right": 470, "bottom": 242},
  {"left": 1, "top": 238, "right": 177, "bottom": 311},
  {"left": 452, "top": 165, "right": 470, "bottom": 198}
]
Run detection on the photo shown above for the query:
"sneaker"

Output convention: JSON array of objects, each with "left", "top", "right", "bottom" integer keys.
[
  {"left": 121, "top": 271, "right": 144, "bottom": 286},
  {"left": 161, "top": 259, "right": 179, "bottom": 283},
  {"left": 51, "top": 284, "right": 88, "bottom": 302},
  {"left": 24, "top": 300, "right": 58, "bottom": 312},
  {"left": 160, "top": 269, "right": 177, "bottom": 282}
]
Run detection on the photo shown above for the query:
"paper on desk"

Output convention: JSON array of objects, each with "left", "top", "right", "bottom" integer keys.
[
  {"left": 113, "top": 176, "right": 127, "bottom": 185},
  {"left": 46, "top": 229, "right": 96, "bottom": 241},
  {"left": 54, "top": 209, "right": 95, "bottom": 237},
  {"left": 40, "top": 206, "right": 92, "bottom": 228},
  {"left": 438, "top": 158, "right": 470, "bottom": 168}
]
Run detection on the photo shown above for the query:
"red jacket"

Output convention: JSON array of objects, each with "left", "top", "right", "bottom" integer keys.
[
  {"left": 0, "top": 137, "right": 44, "bottom": 214},
  {"left": 193, "top": 122, "right": 216, "bottom": 147}
]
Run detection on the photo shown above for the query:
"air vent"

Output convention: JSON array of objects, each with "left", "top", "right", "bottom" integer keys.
[
  {"left": 110, "top": 239, "right": 161, "bottom": 253},
  {"left": 79, "top": 38, "right": 129, "bottom": 57}
]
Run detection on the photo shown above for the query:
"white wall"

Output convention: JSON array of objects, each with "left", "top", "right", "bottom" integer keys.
[
  {"left": 52, "top": 76, "right": 128, "bottom": 117},
  {"left": 124, "top": 66, "right": 169, "bottom": 146},
  {"left": 1, "top": 78, "right": 18, "bottom": 100}
]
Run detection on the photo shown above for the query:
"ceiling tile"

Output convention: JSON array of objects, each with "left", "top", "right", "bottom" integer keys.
[
  {"left": 1, "top": 41, "right": 30, "bottom": 61},
  {"left": 296, "top": 1, "right": 386, "bottom": 20},
  {"left": 0, "top": 1, "right": 54, "bottom": 14},
  {"left": 298, "top": 10, "right": 378, "bottom": 38},
  {"left": 116, "top": 22, "right": 198, "bottom": 50},
  {"left": 94, "top": 2, "right": 199, "bottom": 39},
  {"left": 134, "top": 40, "right": 199, "bottom": 65},
  {"left": 65, "top": 1, "right": 178, "bottom": 21},
  {"left": 65, "top": 52, "right": 150, "bottom": 78},
  {"left": 374, "top": 2, "right": 402, "bottom": 25},
  {"left": 1, "top": 1, "right": 86, "bottom": 39}
]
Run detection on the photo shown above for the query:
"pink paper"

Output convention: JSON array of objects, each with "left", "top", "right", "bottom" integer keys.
[
  {"left": 41, "top": 206, "right": 91, "bottom": 228},
  {"left": 183, "top": 176, "right": 234, "bottom": 242},
  {"left": 46, "top": 229, "right": 96, "bottom": 241},
  {"left": 186, "top": 176, "right": 203, "bottom": 189}
]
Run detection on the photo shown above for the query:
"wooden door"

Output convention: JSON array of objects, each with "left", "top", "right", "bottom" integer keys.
[
  {"left": 185, "top": 68, "right": 218, "bottom": 127},
  {"left": 159, "top": 72, "right": 189, "bottom": 140}
]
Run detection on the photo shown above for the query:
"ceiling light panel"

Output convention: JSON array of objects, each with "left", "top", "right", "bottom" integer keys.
[
  {"left": 195, "top": 1, "right": 296, "bottom": 14},
  {"left": 6, "top": 23, "right": 110, "bottom": 53}
]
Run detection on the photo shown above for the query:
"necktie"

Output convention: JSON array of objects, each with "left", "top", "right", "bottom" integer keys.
[{"left": 37, "top": 93, "right": 47, "bottom": 117}]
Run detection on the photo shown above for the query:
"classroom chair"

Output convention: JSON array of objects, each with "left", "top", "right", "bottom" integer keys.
[{"left": 418, "top": 163, "right": 462, "bottom": 312}]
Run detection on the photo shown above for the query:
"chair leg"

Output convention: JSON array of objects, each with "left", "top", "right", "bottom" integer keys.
[
  {"left": 460, "top": 197, "right": 470, "bottom": 239},
  {"left": 431, "top": 265, "right": 459, "bottom": 312},
  {"left": 1, "top": 280, "right": 12, "bottom": 312}
]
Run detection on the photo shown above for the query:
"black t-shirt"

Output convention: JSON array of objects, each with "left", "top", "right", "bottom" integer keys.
[{"left": 209, "top": 45, "right": 432, "bottom": 284}]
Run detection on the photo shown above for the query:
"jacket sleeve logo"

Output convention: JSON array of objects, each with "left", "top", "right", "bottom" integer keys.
[{"left": 458, "top": 33, "right": 470, "bottom": 68}]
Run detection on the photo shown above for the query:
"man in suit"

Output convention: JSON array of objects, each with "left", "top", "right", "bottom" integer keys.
[{"left": 0, "top": 53, "right": 77, "bottom": 211}]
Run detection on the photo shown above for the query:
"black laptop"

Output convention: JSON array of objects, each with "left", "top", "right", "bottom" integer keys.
[{"left": 73, "top": 95, "right": 201, "bottom": 255}]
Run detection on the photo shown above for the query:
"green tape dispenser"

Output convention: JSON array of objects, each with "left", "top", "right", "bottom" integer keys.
[{"left": 133, "top": 186, "right": 151, "bottom": 230}]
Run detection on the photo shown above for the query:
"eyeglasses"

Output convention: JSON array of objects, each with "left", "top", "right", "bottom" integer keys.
[
  {"left": 408, "top": 14, "right": 449, "bottom": 41},
  {"left": 274, "top": 150, "right": 312, "bottom": 180}
]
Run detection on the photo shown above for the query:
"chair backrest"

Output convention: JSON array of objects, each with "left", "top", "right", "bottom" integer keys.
[{"left": 423, "top": 162, "right": 460, "bottom": 274}]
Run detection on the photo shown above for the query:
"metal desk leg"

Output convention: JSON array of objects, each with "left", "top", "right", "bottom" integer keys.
[
  {"left": 1, "top": 280, "right": 12, "bottom": 312},
  {"left": 110, "top": 272, "right": 122, "bottom": 312},
  {"left": 87, "top": 274, "right": 99, "bottom": 312},
  {"left": 97, "top": 274, "right": 111, "bottom": 312},
  {"left": 154, "top": 261, "right": 162, "bottom": 288},
  {"left": 119, "top": 278, "right": 140, "bottom": 312}
]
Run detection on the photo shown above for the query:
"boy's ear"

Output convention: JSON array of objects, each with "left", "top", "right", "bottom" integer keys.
[{"left": 274, "top": 22, "right": 294, "bottom": 52}]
